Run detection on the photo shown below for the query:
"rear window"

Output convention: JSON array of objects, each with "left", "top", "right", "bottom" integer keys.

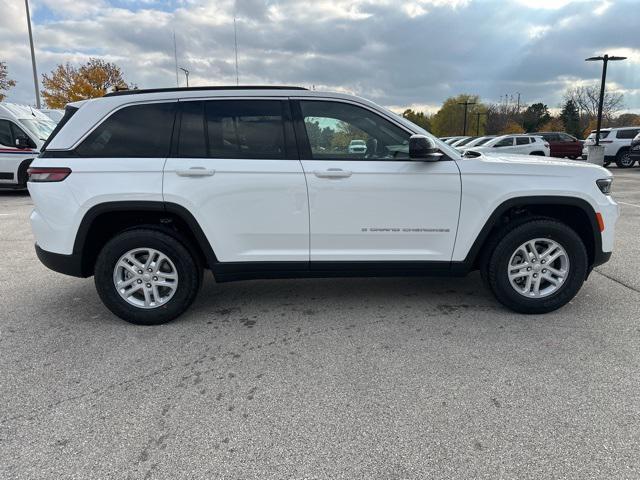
[
  {"left": 616, "top": 128, "right": 640, "bottom": 139},
  {"left": 516, "top": 137, "right": 529, "bottom": 145},
  {"left": 76, "top": 102, "right": 176, "bottom": 157}
]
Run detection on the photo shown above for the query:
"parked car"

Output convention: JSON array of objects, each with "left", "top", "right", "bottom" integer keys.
[
  {"left": 0, "top": 103, "right": 56, "bottom": 189},
  {"left": 582, "top": 127, "right": 640, "bottom": 167},
  {"left": 39, "top": 108, "right": 65, "bottom": 123},
  {"left": 463, "top": 134, "right": 550, "bottom": 156},
  {"left": 29, "top": 86, "right": 617, "bottom": 324},
  {"left": 450, "top": 136, "right": 476, "bottom": 148},
  {"left": 443, "top": 136, "right": 465, "bottom": 145},
  {"left": 629, "top": 132, "right": 640, "bottom": 166},
  {"left": 348, "top": 139, "right": 367, "bottom": 154},
  {"left": 457, "top": 135, "right": 495, "bottom": 150},
  {"left": 536, "top": 132, "right": 583, "bottom": 159}
]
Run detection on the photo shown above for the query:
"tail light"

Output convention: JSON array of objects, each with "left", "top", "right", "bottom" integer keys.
[
  {"left": 544, "top": 142, "right": 550, "bottom": 148},
  {"left": 27, "top": 167, "right": 72, "bottom": 182}
]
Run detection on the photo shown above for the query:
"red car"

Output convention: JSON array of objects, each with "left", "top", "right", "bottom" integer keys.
[{"left": 536, "top": 132, "right": 583, "bottom": 159}]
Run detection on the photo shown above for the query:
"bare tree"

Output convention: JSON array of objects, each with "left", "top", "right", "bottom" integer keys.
[{"left": 564, "top": 85, "right": 624, "bottom": 122}]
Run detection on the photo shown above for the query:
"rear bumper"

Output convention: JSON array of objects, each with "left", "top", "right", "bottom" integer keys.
[{"left": 35, "top": 243, "right": 87, "bottom": 278}]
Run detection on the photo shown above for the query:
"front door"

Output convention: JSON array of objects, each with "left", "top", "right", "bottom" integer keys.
[{"left": 293, "top": 99, "right": 461, "bottom": 262}]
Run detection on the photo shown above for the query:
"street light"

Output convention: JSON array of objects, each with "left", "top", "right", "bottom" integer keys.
[
  {"left": 24, "top": 0, "right": 41, "bottom": 108},
  {"left": 585, "top": 54, "right": 626, "bottom": 146},
  {"left": 179, "top": 67, "right": 190, "bottom": 87},
  {"left": 458, "top": 100, "right": 476, "bottom": 136}
]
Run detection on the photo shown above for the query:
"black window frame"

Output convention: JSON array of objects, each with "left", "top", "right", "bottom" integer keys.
[
  {"left": 171, "top": 98, "right": 298, "bottom": 160},
  {"left": 290, "top": 99, "right": 437, "bottom": 161},
  {"left": 616, "top": 128, "right": 640, "bottom": 139}
]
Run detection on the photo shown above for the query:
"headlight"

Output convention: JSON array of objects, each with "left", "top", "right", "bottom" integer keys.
[{"left": 596, "top": 178, "right": 612, "bottom": 195}]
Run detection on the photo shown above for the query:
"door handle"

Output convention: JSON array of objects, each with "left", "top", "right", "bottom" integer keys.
[
  {"left": 175, "top": 167, "right": 215, "bottom": 177},
  {"left": 313, "top": 168, "right": 352, "bottom": 179}
]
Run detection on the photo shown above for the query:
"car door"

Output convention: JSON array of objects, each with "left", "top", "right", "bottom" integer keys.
[
  {"left": 0, "top": 119, "right": 37, "bottom": 186},
  {"left": 515, "top": 136, "right": 530, "bottom": 154},
  {"left": 292, "top": 98, "right": 461, "bottom": 262},
  {"left": 163, "top": 98, "right": 309, "bottom": 263},
  {"left": 492, "top": 136, "right": 515, "bottom": 153}
]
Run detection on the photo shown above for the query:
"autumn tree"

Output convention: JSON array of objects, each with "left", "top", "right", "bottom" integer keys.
[
  {"left": 431, "top": 94, "right": 486, "bottom": 137},
  {"left": 41, "top": 58, "right": 131, "bottom": 108},
  {"left": 402, "top": 109, "right": 431, "bottom": 131},
  {"left": 539, "top": 117, "right": 565, "bottom": 132},
  {"left": 564, "top": 85, "right": 624, "bottom": 121},
  {"left": 0, "top": 61, "right": 16, "bottom": 101},
  {"left": 499, "top": 120, "right": 525, "bottom": 135}
]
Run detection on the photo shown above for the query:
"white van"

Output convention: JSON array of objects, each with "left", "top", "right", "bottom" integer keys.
[{"left": 0, "top": 103, "right": 57, "bottom": 189}]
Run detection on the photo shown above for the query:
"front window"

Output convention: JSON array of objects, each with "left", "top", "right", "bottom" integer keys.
[
  {"left": 300, "top": 100, "right": 410, "bottom": 160},
  {"left": 19, "top": 118, "right": 56, "bottom": 142},
  {"left": 494, "top": 137, "right": 514, "bottom": 147}
]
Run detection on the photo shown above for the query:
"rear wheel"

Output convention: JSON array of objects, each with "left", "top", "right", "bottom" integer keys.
[
  {"left": 94, "top": 229, "right": 201, "bottom": 325},
  {"left": 616, "top": 149, "right": 635, "bottom": 168},
  {"left": 530, "top": 151, "right": 546, "bottom": 156},
  {"left": 483, "top": 219, "right": 588, "bottom": 314}
]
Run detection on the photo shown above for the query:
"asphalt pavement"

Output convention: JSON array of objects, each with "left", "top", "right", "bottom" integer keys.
[{"left": 1, "top": 168, "right": 639, "bottom": 479}]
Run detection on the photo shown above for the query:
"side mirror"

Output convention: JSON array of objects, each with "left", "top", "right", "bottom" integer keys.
[
  {"left": 409, "top": 134, "right": 439, "bottom": 161},
  {"left": 15, "top": 136, "right": 32, "bottom": 149}
]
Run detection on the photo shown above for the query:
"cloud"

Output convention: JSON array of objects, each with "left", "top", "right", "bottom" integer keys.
[{"left": 0, "top": 0, "right": 638, "bottom": 114}]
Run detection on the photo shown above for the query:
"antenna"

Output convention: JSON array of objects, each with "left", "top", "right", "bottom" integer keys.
[
  {"left": 173, "top": 30, "right": 179, "bottom": 87},
  {"left": 233, "top": 14, "right": 239, "bottom": 86}
]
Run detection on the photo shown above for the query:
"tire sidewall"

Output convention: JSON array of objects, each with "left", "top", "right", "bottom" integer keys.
[
  {"left": 616, "top": 150, "right": 634, "bottom": 168},
  {"left": 95, "top": 230, "right": 200, "bottom": 325},
  {"left": 489, "top": 222, "right": 588, "bottom": 314}
]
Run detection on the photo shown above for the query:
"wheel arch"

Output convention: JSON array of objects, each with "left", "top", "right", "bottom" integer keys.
[
  {"left": 459, "top": 196, "right": 601, "bottom": 274},
  {"left": 73, "top": 201, "right": 218, "bottom": 277}
]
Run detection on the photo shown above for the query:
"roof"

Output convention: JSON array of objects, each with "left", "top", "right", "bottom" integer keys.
[
  {"left": 0, "top": 102, "right": 52, "bottom": 121},
  {"left": 104, "top": 85, "right": 308, "bottom": 97}
]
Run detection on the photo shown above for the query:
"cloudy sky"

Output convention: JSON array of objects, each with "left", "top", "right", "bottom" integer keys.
[{"left": 1, "top": 0, "right": 638, "bottom": 113}]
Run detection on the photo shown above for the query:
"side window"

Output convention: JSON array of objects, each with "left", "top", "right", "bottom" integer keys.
[
  {"left": 616, "top": 129, "right": 639, "bottom": 139},
  {"left": 11, "top": 123, "right": 37, "bottom": 148},
  {"left": 76, "top": 103, "right": 176, "bottom": 157},
  {"left": 516, "top": 137, "right": 529, "bottom": 145},
  {"left": 559, "top": 133, "right": 574, "bottom": 142},
  {"left": 0, "top": 120, "right": 13, "bottom": 147},
  {"left": 204, "top": 100, "right": 286, "bottom": 159},
  {"left": 494, "top": 137, "right": 513, "bottom": 147},
  {"left": 299, "top": 100, "right": 410, "bottom": 160},
  {"left": 178, "top": 101, "right": 206, "bottom": 158}
]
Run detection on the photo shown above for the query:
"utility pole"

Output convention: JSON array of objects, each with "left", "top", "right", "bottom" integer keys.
[
  {"left": 24, "top": 0, "right": 41, "bottom": 108},
  {"left": 233, "top": 14, "right": 239, "bottom": 86},
  {"left": 458, "top": 100, "right": 476, "bottom": 136},
  {"left": 516, "top": 92, "right": 521, "bottom": 113},
  {"left": 179, "top": 67, "right": 190, "bottom": 87},
  {"left": 585, "top": 54, "right": 626, "bottom": 145}
]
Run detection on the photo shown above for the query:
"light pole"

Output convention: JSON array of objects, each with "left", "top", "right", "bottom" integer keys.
[
  {"left": 585, "top": 54, "right": 626, "bottom": 145},
  {"left": 458, "top": 100, "right": 476, "bottom": 136},
  {"left": 179, "top": 67, "right": 190, "bottom": 87},
  {"left": 24, "top": 0, "right": 41, "bottom": 108}
]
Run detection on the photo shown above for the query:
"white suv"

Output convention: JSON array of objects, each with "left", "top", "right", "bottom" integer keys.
[
  {"left": 28, "top": 86, "right": 618, "bottom": 325},
  {"left": 463, "top": 134, "right": 550, "bottom": 156},
  {"left": 582, "top": 127, "right": 640, "bottom": 168}
]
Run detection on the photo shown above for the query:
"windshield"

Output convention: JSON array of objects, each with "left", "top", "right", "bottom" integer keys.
[
  {"left": 19, "top": 118, "right": 57, "bottom": 141},
  {"left": 454, "top": 137, "right": 475, "bottom": 147},
  {"left": 472, "top": 137, "right": 493, "bottom": 146}
]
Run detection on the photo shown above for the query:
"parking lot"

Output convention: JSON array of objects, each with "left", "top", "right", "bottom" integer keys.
[{"left": 0, "top": 168, "right": 639, "bottom": 479}]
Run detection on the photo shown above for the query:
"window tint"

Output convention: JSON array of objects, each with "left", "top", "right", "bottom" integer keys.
[
  {"left": 178, "top": 101, "right": 206, "bottom": 158},
  {"left": 616, "top": 128, "right": 640, "bottom": 139},
  {"left": 205, "top": 100, "right": 286, "bottom": 159},
  {"left": 494, "top": 137, "right": 513, "bottom": 147},
  {"left": 559, "top": 133, "right": 574, "bottom": 142},
  {"left": 516, "top": 137, "right": 529, "bottom": 145},
  {"left": 76, "top": 103, "right": 176, "bottom": 157},
  {"left": 300, "top": 100, "right": 410, "bottom": 160},
  {"left": 0, "top": 120, "right": 13, "bottom": 147}
]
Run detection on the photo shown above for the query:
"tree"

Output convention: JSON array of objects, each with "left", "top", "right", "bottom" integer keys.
[
  {"left": 559, "top": 100, "right": 580, "bottom": 137},
  {"left": 499, "top": 120, "right": 525, "bottom": 135},
  {"left": 0, "top": 61, "right": 16, "bottom": 101},
  {"left": 522, "top": 103, "right": 550, "bottom": 132},
  {"left": 612, "top": 113, "right": 640, "bottom": 128},
  {"left": 42, "top": 58, "right": 131, "bottom": 108},
  {"left": 402, "top": 109, "right": 431, "bottom": 131},
  {"left": 431, "top": 94, "right": 485, "bottom": 137},
  {"left": 539, "top": 117, "right": 565, "bottom": 132},
  {"left": 564, "top": 85, "right": 624, "bottom": 121}
]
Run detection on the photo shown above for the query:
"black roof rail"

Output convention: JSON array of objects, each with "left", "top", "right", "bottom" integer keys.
[{"left": 104, "top": 85, "right": 308, "bottom": 97}]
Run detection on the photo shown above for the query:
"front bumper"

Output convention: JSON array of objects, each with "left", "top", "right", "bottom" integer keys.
[{"left": 35, "top": 243, "right": 86, "bottom": 278}]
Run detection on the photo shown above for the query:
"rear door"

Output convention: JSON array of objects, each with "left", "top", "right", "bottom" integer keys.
[
  {"left": 163, "top": 98, "right": 309, "bottom": 263},
  {"left": 293, "top": 98, "right": 461, "bottom": 262}
]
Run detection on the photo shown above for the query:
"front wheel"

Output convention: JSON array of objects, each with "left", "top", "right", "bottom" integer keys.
[
  {"left": 94, "top": 229, "right": 201, "bottom": 325},
  {"left": 483, "top": 219, "right": 588, "bottom": 314}
]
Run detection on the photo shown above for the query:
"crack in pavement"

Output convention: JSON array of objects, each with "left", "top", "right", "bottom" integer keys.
[{"left": 593, "top": 269, "right": 640, "bottom": 294}]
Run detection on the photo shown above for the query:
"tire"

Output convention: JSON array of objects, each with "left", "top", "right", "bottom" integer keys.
[
  {"left": 603, "top": 160, "right": 611, "bottom": 167},
  {"left": 17, "top": 159, "right": 32, "bottom": 189},
  {"left": 94, "top": 229, "right": 201, "bottom": 325},
  {"left": 530, "top": 151, "right": 545, "bottom": 156},
  {"left": 615, "top": 149, "right": 635, "bottom": 168},
  {"left": 482, "top": 218, "right": 588, "bottom": 314}
]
